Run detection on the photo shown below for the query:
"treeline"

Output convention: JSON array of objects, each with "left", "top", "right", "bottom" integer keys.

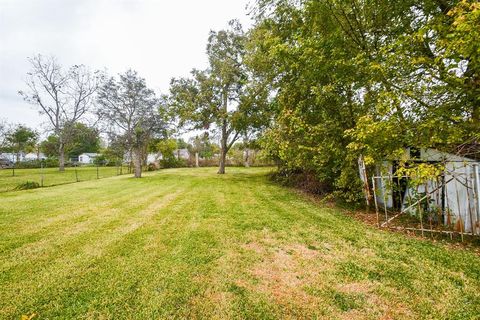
[
  {"left": 0, "top": 120, "right": 102, "bottom": 167},
  {"left": 244, "top": 0, "right": 480, "bottom": 202},
  {"left": 0, "top": 120, "right": 269, "bottom": 169}
]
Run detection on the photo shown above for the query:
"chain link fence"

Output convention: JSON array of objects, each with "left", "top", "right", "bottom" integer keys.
[{"left": 0, "top": 162, "right": 131, "bottom": 193}]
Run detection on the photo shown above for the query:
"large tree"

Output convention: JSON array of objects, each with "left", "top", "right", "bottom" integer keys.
[
  {"left": 166, "top": 20, "right": 251, "bottom": 174},
  {"left": 5, "top": 125, "right": 37, "bottom": 162},
  {"left": 19, "top": 55, "right": 100, "bottom": 171},
  {"left": 97, "top": 70, "right": 166, "bottom": 178}
]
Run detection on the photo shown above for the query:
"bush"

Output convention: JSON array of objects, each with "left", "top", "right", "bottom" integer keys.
[
  {"left": 160, "top": 158, "right": 188, "bottom": 169},
  {"left": 15, "top": 181, "right": 41, "bottom": 190},
  {"left": 12, "top": 158, "right": 58, "bottom": 169},
  {"left": 185, "top": 158, "right": 217, "bottom": 167},
  {"left": 11, "top": 161, "right": 39, "bottom": 169},
  {"left": 93, "top": 154, "right": 107, "bottom": 166},
  {"left": 147, "top": 163, "right": 158, "bottom": 171},
  {"left": 270, "top": 168, "right": 332, "bottom": 196}
]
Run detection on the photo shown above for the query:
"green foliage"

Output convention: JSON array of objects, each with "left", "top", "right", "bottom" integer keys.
[
  {"left": 97, "top": 69, "right": 167, "bottom": 177},
  {"left": 9, "top": 158, "right": 58, "bottom": 169},
  {"left": 40, "top": 135, "right": 59, "bottom": 158},
  {"left": 249, "top": 0, "right": 480, "bottom": 203},
  {"left": 176, "top": 138, "right": 188, "bottom": 149},
  {"left": 103, "top": 134, "right": 128, "bottom": 165},
  {"left": 188, "top": 134, "right": 217, "bottom": 159},
  {"left": 93, "top": 154, "right": 107, "bottom": 166},
  {"left": 65, "top": 123, "right": 100, "bottom": 158},
  {"left": 156, "top": 139, "right": 177, "bottom": 162},
  {"left": 40, "top": 123, "right": 100, "bottom": 159},
  {"left": 165, "top": 20, "right": 271, "bottom": 173},
  {"left": 5, "top": 125, "right": 37, "bottom": 161},
  {"left": 155, "top": 139, "right": 187, "bottom": 168},
  {"left": 14, "top": 181, "right": 40, "bottom": 190}
]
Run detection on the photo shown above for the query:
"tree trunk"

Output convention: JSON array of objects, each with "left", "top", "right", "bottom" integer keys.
[
  {"left": 59, "top": 142, "right": 65, "bottom": 172},
  {"left": 16, "top": 152, "right": 20, "bottom": 163},
  {"left": 218, "top": 89, "right": 228, "bottom": 174},
  {"left": 218, "top": 149, "right": 227, "bottom": 174},
  {"left": 195, "top": 152, "right": 199, "bottom": 168},
  {"left": 218, "top": 122, "right": 228, "bottom": 174},
  {"left": 129, "top": 149, "right": 134, "bottom": 174},
  {"left": 134, "top": 148, "right": 142, "bottom": 178},
  {"left": 244, "top": 148, "right": 250, "bottom": 168}
]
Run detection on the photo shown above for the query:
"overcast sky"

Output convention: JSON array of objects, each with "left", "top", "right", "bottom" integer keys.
[{"left": 0, "top": 0, "right": 253, "bottom": 132}]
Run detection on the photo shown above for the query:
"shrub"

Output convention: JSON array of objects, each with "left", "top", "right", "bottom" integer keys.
[
  {"left": 15, "top": 181, "right": 41, "bottom": 190},
  {"left": 160, "top": 158, "right": 188, "bottom": 169},
  {"left": 93, "top": 154, "right": 107, "bottom": 166},
  {"left": 270, "top": 168, "right": 332, "bottom": 196},
  {"left": 147, "top": 163, "right": 158, "bottom": 171}
]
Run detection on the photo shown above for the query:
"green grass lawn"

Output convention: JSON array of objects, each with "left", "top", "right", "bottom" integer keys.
[
  {"left": 0, "top": 166, "right": 129, "bottom": 192},
  {"left": 1, "top": 168, "right": 479, "bottom": 319}
]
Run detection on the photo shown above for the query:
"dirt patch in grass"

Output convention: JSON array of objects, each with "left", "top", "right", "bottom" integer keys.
[
  {"left": 337, "top": 281, "right": 374, "bottom": 295},
  {"left": 244, "top": 241, "right": 414, "bottom": 319},
  {"left": 245, "top": 242, "right": 322, "bottom": 308}
]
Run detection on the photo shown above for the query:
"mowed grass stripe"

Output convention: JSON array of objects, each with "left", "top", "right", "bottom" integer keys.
[
  {"left": 0, "top": 174, "right": 190, "bottom": 316},
  {"left": 0, "top": 167, "right": 479, "bottom": 319},
  {"left": 5, "top": 189, "right": 187, "bottom": 318},
  {"left": 14, "top": 181, "right": 222, "bottom": 318},
  {"left": 0, "top": 175, "right": 182, "bottom": 254}
]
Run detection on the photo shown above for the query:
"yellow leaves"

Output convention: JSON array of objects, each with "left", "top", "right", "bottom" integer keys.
[
  {"left": 411, "top": 56, "right": 429, "bottom": 65},
  {"left": 396, "top": 163, "right": 445, "bottom": 185},
  {"left": 21, "top": 314, "right": 36, "bottom": 320},
  {"left": 363, "top": 155, "right": 375, "bottom": 165}
]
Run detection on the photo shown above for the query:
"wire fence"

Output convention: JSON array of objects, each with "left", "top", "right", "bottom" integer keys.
[
  {"left": 0, "top": 163, "right": 132, "bottom": 193},
  {"left": 369, "top": 163, "right": 480, "bottom": 241}
]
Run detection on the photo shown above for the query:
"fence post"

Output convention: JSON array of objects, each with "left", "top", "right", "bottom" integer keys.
[
  {"left": 40, "top": 161, "right": 44, "bottom": 187},
  {"left": 473, "top": 164, "right": 480, "bottom": 236},
  {"left": 75, "top": 164, "right": 79, "bottom": 182},
  {"left": 372, "top": 177, "right": 380, "bottom": 227}
]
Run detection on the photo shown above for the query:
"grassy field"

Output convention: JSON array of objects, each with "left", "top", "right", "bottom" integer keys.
[
  {"left": 0, "top": 166, "right": 129, "bottom": 192},
  {"left": 1, "top": 168, "right": 479, "bottom": 319}
]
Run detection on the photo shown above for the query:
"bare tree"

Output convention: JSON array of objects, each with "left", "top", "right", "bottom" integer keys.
[
  {"left": 97, "top": 70, "right": 166, "bottom": 178},
  {"left": 19, "top": 55, "right": 100, "bottom": 171}
]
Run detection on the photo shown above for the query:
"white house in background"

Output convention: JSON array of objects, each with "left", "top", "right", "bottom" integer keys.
[
  {"left": 147, "top": 152, "right": 162, "bottom": 164},
  {"left": 0, "top": 153, "right": 18, "bottom": 162},
  {"left": 0, "top": 153, "right": 18, "bottom": 163},
  {"left": 175, "top": 149, "right": 190, "bottom": 160},
  {"left": 78, "top": 153, "right": 99, "bottom": 164},
  {"left": 1, "top": 152, "right": 46, "bottom": 162},
  {"left": 24, "top": 152, "right": 46, "bottom": 161},
  {"left": 122, "top": 149, "right": 190, "bottom": 165},
  {"left": 144, "top": 149, "right": 189, "bottom": 164}
]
